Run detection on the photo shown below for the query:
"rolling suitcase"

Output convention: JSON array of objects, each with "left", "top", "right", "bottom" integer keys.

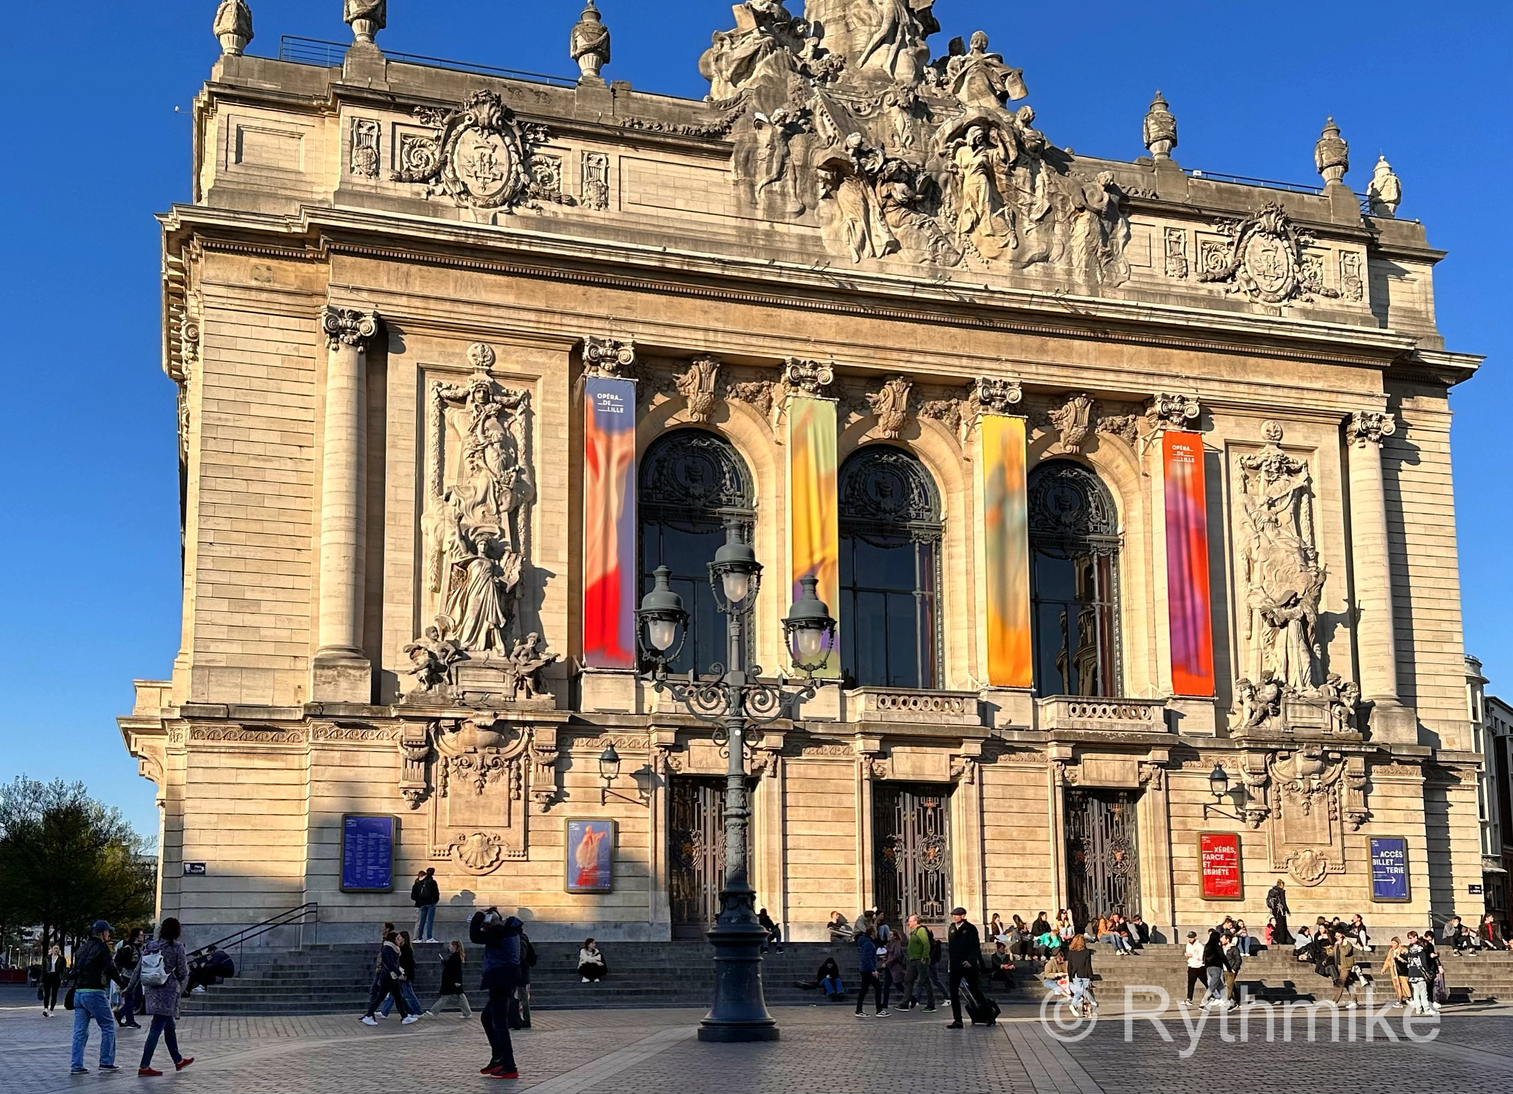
[{"left": 960, "top": 977, "right": 1000, "bottom": 1025}]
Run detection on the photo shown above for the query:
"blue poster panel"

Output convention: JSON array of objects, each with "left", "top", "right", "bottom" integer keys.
[
  {"left": 342, "top": 814, "right": 396, "bottom": 893},
  {"left": 1370, "top": 836, "right": 1410, "bottom": 902},
  {"left": 565, "top": 819, "right": 616, "bottom": 894}
]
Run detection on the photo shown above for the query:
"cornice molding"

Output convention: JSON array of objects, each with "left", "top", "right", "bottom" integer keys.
[{"left": 159, "top": 203, "right": 1447, "bottom": 375}]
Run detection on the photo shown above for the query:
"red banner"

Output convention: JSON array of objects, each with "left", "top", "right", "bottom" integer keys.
[
  {"left": 1163, "top": 431, "right": 1215, "bottom": 696},
  {"left": 1199, "top": 832, "right": 1243, "bottom": 900},
  {"left": 582, "top": 378, "right": 638, "bottom": 668}
]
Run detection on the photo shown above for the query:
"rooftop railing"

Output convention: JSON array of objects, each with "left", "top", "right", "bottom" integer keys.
[{"left": 277, "top": 34, "right": 576, "bottom": 88}]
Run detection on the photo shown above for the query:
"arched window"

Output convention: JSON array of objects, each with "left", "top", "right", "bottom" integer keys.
[
  {"left": 639, "top": 429, "right": 754, "bottom": 674},
  {"left": 838, "top": 446, "right": 943, "bottom": 689},
  {"left": 1028, "top": 460, "right": 1122, "bottom": 697}
]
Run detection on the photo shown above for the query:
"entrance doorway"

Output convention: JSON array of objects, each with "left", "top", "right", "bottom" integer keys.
[
  {"left": 873, "top": 783, "right": 952, "bottom": 928},
  {"left": 670, "top": 777, "right": 726, "bottom": 938},
  {"left": 1064, "top": 788, "right": 1141, "bottom": 932}
]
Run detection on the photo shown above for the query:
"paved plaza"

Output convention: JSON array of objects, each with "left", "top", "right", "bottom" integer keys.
[{"left": 6, "top": 986, "right": 1513, "bottom": 1094}]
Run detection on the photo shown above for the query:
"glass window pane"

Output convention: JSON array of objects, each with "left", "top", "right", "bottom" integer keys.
[{"left": 886, "top": 593, "right": 920, "bottom": 688}]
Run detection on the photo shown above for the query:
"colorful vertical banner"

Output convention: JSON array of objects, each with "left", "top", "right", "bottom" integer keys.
[
  {"left": 1162, "top": 431, "right": 1215, "bottom": 696},
  {"left": 582, "top": 377, "right": 638, "bottom": 669},
  {"left": 787, "top": 395, "right": 839, "bottom": 676},
  {"left": 980, "top": 415, "right": 1032, "bottom": 688}
]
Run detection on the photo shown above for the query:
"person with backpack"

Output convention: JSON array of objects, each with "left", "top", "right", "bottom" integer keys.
[
  {"left": 135, "top": 918, "right": 193, "bottom": 1076},
  {"left": 1403, "top": 931, "right": 1435, "bottom": 1015},
  {"left": 1266, "top": 878, "right": 1293, "bottom": 945},
  {"left": 509, "top": 927, "right": 536, "bottom": 1030},
  {"left": 853, "top": 922, "right": 885, "bottom": 1017},
  {"left": 411, "top": 868, "right": 441, "bottom": 943},
  {"left": 470, "top": 907, "right": 524, "bottom": 1080},
  {"left": 427, "top": 940, "right": 472, "bottom": 1019},
  {"left": 68, "top": 920, "right": 129, "bottom": 1075},
  {"left": 1223, "top": 931, "right": 1244, "bottom": 1006}
]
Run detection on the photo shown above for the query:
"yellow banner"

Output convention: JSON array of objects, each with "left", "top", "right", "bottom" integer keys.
[
  {"left": 787, "top": 395, "right": 839, "bottom": 676},
  {"left": 981, "top": 415, "right": 1032, "bottom": 688}
]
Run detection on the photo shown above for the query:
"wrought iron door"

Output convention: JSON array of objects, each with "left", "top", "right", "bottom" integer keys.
[
  {"left": 873, "top": 783, "right": 952, "bottom": 928},
  {"left": 670, "top": 777, "right": 726, "bottom": 938},
  {"left": 1064, "top": 788, "right": 1141, "bottom": 932}
]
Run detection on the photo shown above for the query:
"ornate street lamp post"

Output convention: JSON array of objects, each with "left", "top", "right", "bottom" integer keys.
[{"left": 636, "top": 522, "right": 835, "bottom": 1042}]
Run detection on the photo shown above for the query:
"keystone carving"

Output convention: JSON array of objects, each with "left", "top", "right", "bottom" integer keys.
[
  {"left": 675, "top": 356, "right": 722, "bottom": 422},
  {"left": 866, "top": 375, "right": 913, "bottom": 438}
]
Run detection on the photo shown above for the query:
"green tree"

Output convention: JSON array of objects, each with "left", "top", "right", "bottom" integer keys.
[{"left": 0, "top": 777, "right": 156, "bottom": 951}]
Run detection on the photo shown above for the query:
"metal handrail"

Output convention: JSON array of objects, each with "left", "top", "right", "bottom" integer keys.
[
  {"left": 277, "top": 35, "right": 576, "bottom": 88},
  {"left": 190, "top": 902, "right": 318, "bottom": 959}
]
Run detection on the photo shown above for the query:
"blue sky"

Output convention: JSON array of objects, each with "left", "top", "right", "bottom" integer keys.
[{"left": 0, "top": 2, "right": 1507, "bottom": 838}]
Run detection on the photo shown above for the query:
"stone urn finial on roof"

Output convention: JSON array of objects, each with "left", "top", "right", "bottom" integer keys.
[
  {"left": 570, "top": 1, "right": 612, "bottom": 83},
  {"left": 1367, "top": 155, "right": 1402, "bottom": 218},
  {"left": 1143, "top": 89, "right": 1178, "bottom": 162},
  {"left": 344, "top": 1, "right": 386, "bottom": 46},
  {"left": 213, "top": 0, "right": 253, "bottom": 57},
  {"left": 1314, "top": 117, "right": 1349, "bottom": 186}
]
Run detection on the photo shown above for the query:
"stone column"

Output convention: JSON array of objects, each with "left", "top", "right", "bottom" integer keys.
[
  {"left": 1345, "top": 411, "right": 1414, "bottom": 741},
  {"left": 312, "top": 306, "right": 380, "bottom": 703}
]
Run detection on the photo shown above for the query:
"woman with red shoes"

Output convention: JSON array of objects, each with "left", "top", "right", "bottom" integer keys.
[{"left": 135, "top": 918, "right": 195, "bottom": 1077}]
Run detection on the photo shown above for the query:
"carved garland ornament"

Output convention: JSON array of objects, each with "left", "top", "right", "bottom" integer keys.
[{"left": 391, "top": 90, "right": 550, "bottom": 211}]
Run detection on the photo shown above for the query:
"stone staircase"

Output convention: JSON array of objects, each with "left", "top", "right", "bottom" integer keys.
[{"left": 180, "top": 941, "right": 1513, "bottom": 1016}]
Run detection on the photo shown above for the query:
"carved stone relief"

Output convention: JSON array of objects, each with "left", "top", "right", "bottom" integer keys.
[
  {"left": 674, "top": 356, "right": 721, "bottom": 422},
  {"left": 412, "top": 344, "right": 537, "bottom": 685},
  {"left": 350, "top": 118, "right": 380, "bottom": 179},
  {"left": 391, "top": 90, "right": 550, "bottom": 211},
  {"left": 581, "top": 151, "right": 610, "bottom": 210},
  {"left": 866, "top": 375, "right": 913, "bottom": 437},
  {"left": 427, "top": 716, "right": 535, "bottom": 869},
  {"left": 1198, "top": 203, "right": 1341, "bottom": 305},
  {"left": 1163, "top": 227, "right": 1189, "bottom": 279},
  {"left": 1233, "top": 422, "right": 1328, "bottom": 697},
  {"left": 1257, "top": 745, "right": 1354, "bottom": 884}
]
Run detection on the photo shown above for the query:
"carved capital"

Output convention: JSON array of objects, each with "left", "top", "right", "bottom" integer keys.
[
  {"left": 1344, "top": 411, "right": 1396, "bottom": 449},
  {"left": 320, "top": 306, "right": 381, "bottom": 353},
  {"left": 1147, "top": 392, "right": 1201, "bottom": 429},
  {"left": 782, "top": 357, "right": 835, "bottom": 398},
  {"left": 950, "top": 755, "right": 979, "bottom": 785},
  {"left": 972, "top": 376, "right": 1024, "bottom": 417},
  {"left": 583, "top": 336, "right": 636, "bottom": 379}
]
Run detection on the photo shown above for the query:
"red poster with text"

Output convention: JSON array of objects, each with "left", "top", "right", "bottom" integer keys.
[{"left": 1200, "top": 833, "right": 1242, "bottom": 900}]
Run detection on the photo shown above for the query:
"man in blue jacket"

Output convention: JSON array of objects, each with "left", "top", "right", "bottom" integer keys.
[
  {"left": 854, "top": 923, "right": 886, "bottom": 1017},
  {"left": 470, "top": 908, "right": 523, "bottom": 1079}
]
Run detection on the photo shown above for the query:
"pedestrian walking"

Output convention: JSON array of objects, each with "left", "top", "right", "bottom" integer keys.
[
  {"left": 945, "top": 907, "right": 988, "bottom": 1029},
  {"left": 68, "top": 920, "right": 129, "bottom": 1074},
  {"left": 1267, "top": 878, "right": 1293, "bottom": 945},
  {"left": 412, "top": 868, "right": 441, "bottom": 943},
  {"left": 1403, "top": 931, "right": 1435, "bottom": 1014},
  {"left": 378, "top": 932, "right": 425, "bottom": 1019},
  {"left": 113, "top": 928, "right": 146, "bottom": 1028},
  {"left": 360, "top": 930, "right": 416, "bottom": 1025},
  {"left": 1383, "top": 937, "right": 1409, "bottom": 1007},
  {"left": 135, "top": 918, "right": 194, "bottom": 1076},
  {"left": 41, "top": 945, "right": 65, "bottom": 1017},
  {"left": 1200, "top": 928, "right": 1228, "bottom": 1009},
  {"left": 853, "top": 922, "right": 885, "bottom": 1017},
  {"left": 470, "top": 907, "right": 524, "bottom": 1080},
  {"left": 1065, "top": 934, "right": 1095, "bottom": 1017},
  {"left": 1222, "top": 931, "right": 1244, "bottom": 1005},
  {"left": 900, "top": 914, "right": 936, "bottom": 1011},
  {"left": 1329, "top": 930, "right": 1360, "bottom": 1004},
  {"left": 427, "top": 941, "right": 472, "bottom": 1018},
  {"left": 1180, "top": 931, "right": 1204, "bottom": 1005},
  {"left": 882, "top": 923, "right": 906, "bottom": 1009}
]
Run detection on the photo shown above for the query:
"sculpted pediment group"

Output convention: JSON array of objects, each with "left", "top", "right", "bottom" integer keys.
[{"left": 712, "top": 2, "right": 1129, "bottom": 287}]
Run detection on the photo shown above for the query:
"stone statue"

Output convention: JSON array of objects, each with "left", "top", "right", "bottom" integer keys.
[
  {"left": 569, "top": 2, "right": 611, "bottom": 82},
  {"left": 947, "top": 31, "right": 1028, "bottom": 115},
  {"left": 423, "top": 346, "right": 534, "bottom": 658},
  {"left": 817, "top": 133, "right": 898, "bottom": 261},
  {"left": 807, "top": 0, "right": 939, "bottom": 83},
  {"left": 1323, "top": 673, "right": 1360, "bottom": 734},
  {"left": 947, "top": 124, "right": 1017, "bottom": 260},
  {"left": 213, "top": 0, "right": 253, "bottom": 56},
  {"left": 699, "top": 2, "right": 808, "bottom": 101},
  {"left": 344, "top": 0, "right": 386, "bottom": 44},
  {"left": 1366, "top": 155, "right": 1402, "bottom": 217},
  {"left": 1314, "top": 117, "right": 1348, "bottom": 185},
  {"left": 751, "top": 107, "right": 810, "bottom": 215},
  {"left": 1142, "top": 90, "right": 1177, "bottom": 161},
  {"left": 403, "top": 625, "right": 465, "bottom": 693},
  {"left": 506, "top": 633, "right": 559, "bottom": 701}
]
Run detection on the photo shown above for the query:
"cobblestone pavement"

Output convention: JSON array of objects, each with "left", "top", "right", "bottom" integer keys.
[{"left": 5, "top": 987, "right": 1513, "bottom": 1094}]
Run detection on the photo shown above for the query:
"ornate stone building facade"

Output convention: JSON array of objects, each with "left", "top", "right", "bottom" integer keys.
[{"left": 121, "top": 3, "right": 1483, "bottom": 943}]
